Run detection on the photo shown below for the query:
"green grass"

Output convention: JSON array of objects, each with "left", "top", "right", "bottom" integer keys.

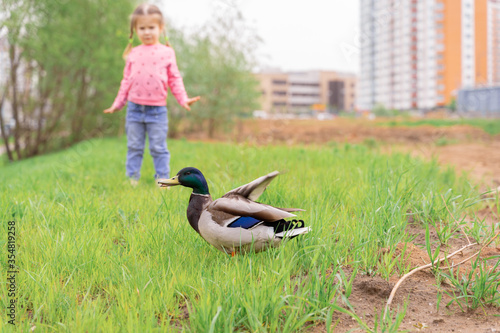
[
  {"left": 0, "top": 138, "right": 488, "bottom": 331},
  {"left": 381, "top": 118, "right": 500, "bottom": 135}
]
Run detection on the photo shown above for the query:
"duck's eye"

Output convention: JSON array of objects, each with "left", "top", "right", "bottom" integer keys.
[{"left": 185, "top": 171, "right": 191, "bottom": 175}]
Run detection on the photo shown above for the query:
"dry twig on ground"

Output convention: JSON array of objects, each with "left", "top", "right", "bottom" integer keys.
[{"left": 384, "top": 231, "right": 500, "bottom": 319}]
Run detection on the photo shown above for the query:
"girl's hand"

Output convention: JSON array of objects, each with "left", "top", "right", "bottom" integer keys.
[
  {"left": 103, "top": 106, "right": 119, "bottom": 113},
  {"left": 182, "top": 96, "right": 201, "bottom": 111}
]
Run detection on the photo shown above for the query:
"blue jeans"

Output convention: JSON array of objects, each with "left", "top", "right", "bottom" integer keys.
[{"left": 125, "top": 101, "right": 170, "bottom": 180}]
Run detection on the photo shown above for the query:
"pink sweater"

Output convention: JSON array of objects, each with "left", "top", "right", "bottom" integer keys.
[{"left": 112, "top": 44, "right": 189, "bottom": 110}]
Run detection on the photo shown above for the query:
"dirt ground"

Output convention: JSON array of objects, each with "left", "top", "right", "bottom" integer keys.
[
  {"left": 325, "top": 228, "right": 500, "bottom": 333},
  {"left": 227, "top": 118, "right": 500, "bottom": 191},
  {"left": 185, "top": 118, "right": 500, "bottom": 332}
]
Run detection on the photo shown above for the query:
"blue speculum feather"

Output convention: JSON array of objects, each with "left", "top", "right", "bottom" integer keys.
[{"left": 227, "top": 216, "right": 262, "bottom": 229}]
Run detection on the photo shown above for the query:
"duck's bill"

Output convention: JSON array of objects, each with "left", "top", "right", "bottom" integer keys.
[{"left": 158, "top": 176, "right": 180, "bottom": 188}]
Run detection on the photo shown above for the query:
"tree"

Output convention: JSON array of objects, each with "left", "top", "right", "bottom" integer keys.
[
  {"left": 166, "top": 1, "right": 261, "bottom": 138},
  {"left": 0, "top": 0, "right": 261, "bottom": 160},
  {"left": 0, "top": 0, "right": 134, "bottom": 161}
]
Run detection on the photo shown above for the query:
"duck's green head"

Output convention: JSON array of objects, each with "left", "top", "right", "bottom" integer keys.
[{"left": 158, "top": 167, "right": 210, "bottom": 195}]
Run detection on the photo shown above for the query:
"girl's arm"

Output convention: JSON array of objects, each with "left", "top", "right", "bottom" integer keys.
[
  {"left": 104, "top": 58, "right": 133, "bottom": 113},
  {"left": 167, "top": 48, "right": 200, "bottom": 110}
]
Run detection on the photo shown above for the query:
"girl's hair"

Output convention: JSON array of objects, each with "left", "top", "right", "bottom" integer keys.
[{"left": 122, "top": 3, "right": 171, "bottom": 60}]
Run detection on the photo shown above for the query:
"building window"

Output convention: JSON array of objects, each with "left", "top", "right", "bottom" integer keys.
[
  {"left": 290, "top": 82, "right": 320, "bottom": 87},
  {"left": 290, "top": 93, "right": 320, "bottom": 97},
  {"left": 328, "top": 80, "right": 345, "bottom": 109},
  {"left": 272, "top": 80, "right": 287, "bottom": 85},
  {"left": 290, "top": 103, "right": 312, "bottom": 107},
  {"left": 272, "top": 91, "right": 287, "bottom": 96}
]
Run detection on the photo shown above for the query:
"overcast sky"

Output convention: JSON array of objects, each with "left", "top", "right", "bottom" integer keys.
[{"left": 159, "top": 0, "right": 360, "bottom": 73}]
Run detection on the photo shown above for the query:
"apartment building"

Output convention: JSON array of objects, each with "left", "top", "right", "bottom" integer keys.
[
  {"left": 255, "top": 70, "right": 357, "bottom": 113},
  {"left": 358, "top": 0, "right": 500, "bottom": 111}
]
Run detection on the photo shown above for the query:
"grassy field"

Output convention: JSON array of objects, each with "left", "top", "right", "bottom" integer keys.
[
  {"left": 381, "top": 118, "right": 500, "bottom": 135},
  {"left": 0, "top": 138, "right": 495, "bottom": 332}
]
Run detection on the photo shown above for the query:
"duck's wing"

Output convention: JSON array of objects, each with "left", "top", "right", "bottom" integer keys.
[
  {"left": 223, "top": 171, "right": 280, "bottom": 201},
  {"left": 208, "top": 195, "right": 296, "bottom": 225}
]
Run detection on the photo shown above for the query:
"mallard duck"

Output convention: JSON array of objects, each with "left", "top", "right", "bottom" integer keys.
[{"left": 158, "top": 167, "right": 310, "bottom": 255}]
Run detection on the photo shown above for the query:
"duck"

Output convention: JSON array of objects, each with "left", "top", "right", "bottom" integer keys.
[{"left": 158, "top": 167, "right": 311, "bottom": 255}]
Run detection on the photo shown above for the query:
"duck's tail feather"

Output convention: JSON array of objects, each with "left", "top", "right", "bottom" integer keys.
[
  {"left": 275, "top": 227, "right": 311, "bottom": 239},
  {"left": 264, "top": 219, "right": 311, "bottom": 239},
  {"left": 278, "top": 208, "right": 306, "bottom": 213}
]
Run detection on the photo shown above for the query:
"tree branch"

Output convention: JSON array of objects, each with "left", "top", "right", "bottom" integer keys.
[
  {"left": 439, "top": 231, "right": 500, "bottom": 270},
  {"left": 0, "top": 81, "right": 14, "bottom": 161},
  {"left": 9, "top": 42, "right": 22, "bottom": 159}
]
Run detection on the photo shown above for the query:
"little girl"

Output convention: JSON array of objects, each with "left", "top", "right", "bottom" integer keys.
[{"left": 104, "top": 3, "right": 199, "bottom": 185}]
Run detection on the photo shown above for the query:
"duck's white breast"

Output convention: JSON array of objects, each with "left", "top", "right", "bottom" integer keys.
[{"left": 198, "top": 211, "right": 280, "bottom": 253}]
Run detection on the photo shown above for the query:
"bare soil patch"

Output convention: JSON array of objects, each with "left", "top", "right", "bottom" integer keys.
[
  {"left": 318, "top": 237, "right": 500, "bottom": 333},
  {"left": 183, "top": 118, "right": 500, "bottom": 188},
  {"left": 225, "top": 118, "right": 500, "bottom": 189}
]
